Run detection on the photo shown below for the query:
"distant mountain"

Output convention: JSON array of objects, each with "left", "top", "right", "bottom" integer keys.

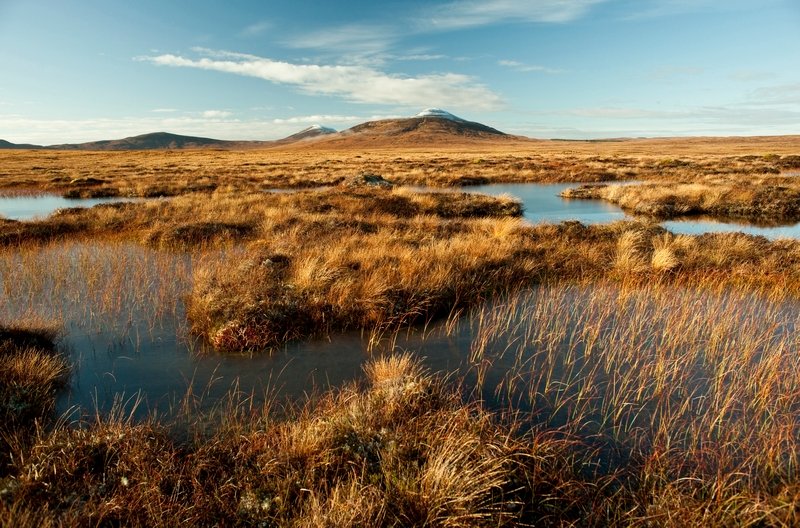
[
  {"left": 0, "top": 111, "right": 519, "bottom": 151},
  {"left": 49, "top": 132, "right": 239, "bottom": 151},
  {"left": 301, "top": 109, "right": 515, "bottom": 148},
  {"left": 275, "top": 124, "right": 337, "bottom": 144},
  {"left": 0, "top": 139, "right": 44, "bottom": 149},
  {"left": 347, "top": 109, "right": 506, "bottom": 137}
]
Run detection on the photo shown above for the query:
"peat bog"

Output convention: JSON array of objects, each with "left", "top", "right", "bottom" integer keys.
[{"left": 2, "top": 142, "right": 800, "bottom": 526}]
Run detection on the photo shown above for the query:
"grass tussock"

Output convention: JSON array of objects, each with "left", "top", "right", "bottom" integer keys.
[
  {"left": 1, "top": 355, "right": 543, "bottom": 527},
  {"left": 563, "top": 181, "right": 800, "bottom": 222},
  {"left": 188, "top": 216, "right": 539, "bottom": 351},
  {"left": 188, "top": 212, "right": 800, "bottom": 351},
  {"left": 0, "top": 321, "right": 67, "bottom": 476}
]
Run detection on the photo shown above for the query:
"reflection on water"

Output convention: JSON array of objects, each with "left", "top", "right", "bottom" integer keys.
[
  {"left": 469, "top": 183, "right": 628, "bottom": 224},
  {"left": 2, "top": 239, "right": 799, "bottom": 447},
  {"left": 4, "top": 183, "right": 800, "bottom": 239},
  {"left": 470, "top": 182, "right": 800, "bottom": 239},
  {"left": 56, "top": 311, "right": 473, "bottom": 420},
  {"left": 0, "top": 194, "right": 134, "bottom": 220},
  {"left": 664, "top": 217, "right": 800, "bottom": 238},
  {"left": 0, "top": 241, "right": 471, "bottom": 419}
]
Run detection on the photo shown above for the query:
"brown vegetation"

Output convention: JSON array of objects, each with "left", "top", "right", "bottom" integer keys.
[
  {"left": 0, "top": 322, "right": 67, "bottom": 476},
  {"left": 2, "top": 138, "right": 799, "bottom": 199},
  {"left": 563, "top": 181, "right": 800, "bottom": 222},
  {"left": 0, "top": 356, "right": 554, "bottom": 527},
  {"left": 2, "top": 139, "right": 800, "bottom": 526}
]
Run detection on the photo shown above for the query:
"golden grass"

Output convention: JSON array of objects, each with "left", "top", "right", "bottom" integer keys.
[
  {"left": 563, "top": 180, "right": 800, "bottom": 222},
  {"left": 2, "top": 355, "right": 534, "bottom": 527},
  {"left": 2, "top": 141, "right": 800, "bottom": 525},
  {"left": 463, "top": 282, "right": 800, "bottom": 525},
  {"left": 1, "top": 139, "right": 798, "bottom": 198},
  {"left": 0, "top": 321, "right": 67, "bottom": 480}
]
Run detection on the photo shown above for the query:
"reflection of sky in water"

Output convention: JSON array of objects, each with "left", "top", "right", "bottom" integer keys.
[
  {"left": 4, "top": 184, "right": 800, "bottom": 239},
  {"left": 664, "top": 218, "right": 800, "bottom": 239},
  {"left": 0, "top": 195, "right": 134, "bottom": 220},
  {"left": 470, "top": 182, "right": 800, "bottom": 240},
  {"left": 469, "top": 183, "right": 628, "bottom": 225}
]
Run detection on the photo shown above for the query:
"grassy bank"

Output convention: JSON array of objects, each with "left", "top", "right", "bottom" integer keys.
[
  {"left": 3, "top": 303, "right": 800, "bottom": 528},
  {"left": 0, "top": 322, "right": 67, "bottom": 476},
  {"left": 188, "top": 215, "right": 800, "bottom": 351},
  {"left": 562, "top": 181, "right": 800, "bottom": 223},
  {"left": 3, "top": 183, "right": 800, "bottom": 354}
]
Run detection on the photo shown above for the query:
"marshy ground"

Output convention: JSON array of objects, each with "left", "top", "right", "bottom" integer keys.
[{"left": 1, "top": 138, "right": 800, "bottom": 526}]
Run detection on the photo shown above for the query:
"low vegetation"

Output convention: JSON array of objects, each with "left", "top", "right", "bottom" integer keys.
[
  {"left": 2, "top": 141, "right": 799, "bottom": 199},
  {"left": 0, "top": 322, "right": 67, "bottom": 476},
  {"left": 563, "top": 181, "right": 800, "bottom": 223},
  {"left": 2, "top": 141, "right": 800, "bottom": 525}
]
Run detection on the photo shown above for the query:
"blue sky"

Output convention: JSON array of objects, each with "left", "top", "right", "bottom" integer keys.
[{"left": 1, "top": 0, "right": 799, "bottom": 143}]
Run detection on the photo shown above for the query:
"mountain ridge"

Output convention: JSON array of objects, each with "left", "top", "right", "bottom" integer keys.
[{"left": 0, "top": 110, "right": 517, "bottom": 150}]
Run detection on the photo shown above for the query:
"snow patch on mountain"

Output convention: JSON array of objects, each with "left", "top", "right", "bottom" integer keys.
[
  {"left": 414, "top": 108, "right": 465, "bottom": 122},
  {"left": 302, "top": 124, "right": 337, "bottom": 133}
]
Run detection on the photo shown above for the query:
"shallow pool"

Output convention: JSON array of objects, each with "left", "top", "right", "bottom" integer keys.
[{"left": 0, "top": 194, "right": 134, "bottom": 220}]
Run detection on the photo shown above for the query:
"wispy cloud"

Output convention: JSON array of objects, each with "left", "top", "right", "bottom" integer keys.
[
  {"left": 623, "top": 0, "right": 782, "bottom": 20},
  {"left": 728, "top": 70, "right": 777, "bottom": 82},
  {"left": 271, "top": 114, "right": 361, "bottom": 125},
  {"left": 746, "top": 83, "right": 800, "bottom": 106},
  {"left": 499, "top": 59, "right": 565, "bottom": 74},
  {"left": 141, "top": 49, "right": 504, "bottom": 110},
  {"left": 286, "top": 1, "right": 605, "bottom": 59},
  {"left": 421, "top": 0, "right": 607, "bottom": 30},
  {"left": 564, "top": 104, "right": 800, "bottom": 127},
  {"left": 284, "top": 24, "right": 396, "bottom": 55},
  {"left": 394, "top": 53, "right": 447, "bottom": 61},
  {"left": 201, "top": 110, "right": 232, "bottom": 118},
  {"left": 150, "top": 108, "right": 178, "bottom": 113},
  {"left": 646, "top": 65, "right": 704, "bottom": 81}
]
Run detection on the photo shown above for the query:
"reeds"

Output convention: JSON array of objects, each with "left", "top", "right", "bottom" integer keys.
[
  {"left": 2, "top": 144, "right": 800, "bottom": 525},
  {"left": 463, "top": 282, "right": 800, "bottom": 525},
  {"left": 2, "top": 355, "right": 536, "bottom": 527}
]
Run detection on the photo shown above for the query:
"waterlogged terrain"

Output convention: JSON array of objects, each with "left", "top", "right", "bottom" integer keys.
[
  {"left": 2, "top": 240, "right": 799, "bottom": 428},
  {"left": 471, "top": 182, "right": 800, "bottom": 239},
  {"left": 0, "top": 194, "right": 135, "bottom": 220},
  {"left": 0, "top": 242, "right": 474, "bottom": 418},
  {"left": 3, "top": 146, "right": 800, "bottom": 525},
  {"left": 3, "top": 182, "right": 800, "bottom": 239}
]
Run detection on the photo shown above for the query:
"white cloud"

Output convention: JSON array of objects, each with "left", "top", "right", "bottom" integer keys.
[
  {"left": 150, "top": 108, "right": 178, "bottom": 113},
  {"left": 498, "top": 59, "right": 564, "bottom": 74},
  {"left": 421, "top": 0, "right": 607, "bottom": 30},
  {"left": 271, "top": 115, "right": 361, "bottom": 125},
  {"left": 201, "top": 110, "right": 233, "bottom": 118},
  {"left": 142, "top": 49, "right": 504, "bottom": 110}
]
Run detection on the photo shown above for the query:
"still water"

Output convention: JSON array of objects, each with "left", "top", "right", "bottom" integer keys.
[
  {"left": 469, "top": 182, "right": 800, "bottom": 240},
  {"left": 0, "top": 195, "right": 135, "bottom": 221},
  {"left": 4, "top": 184, "right": 800, "bottom": 239}
]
